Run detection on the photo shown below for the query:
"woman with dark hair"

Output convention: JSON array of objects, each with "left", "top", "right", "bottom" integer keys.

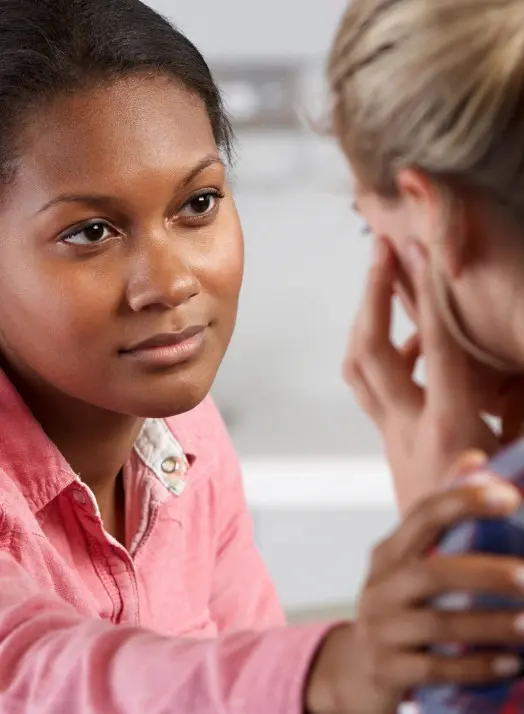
[{"left": 0, "top": 1, "right": 520, "bottom": 712}]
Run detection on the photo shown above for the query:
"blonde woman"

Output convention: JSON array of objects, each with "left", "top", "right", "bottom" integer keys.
[
  {"left": 0, "top": 2, "right": 520, "bottom": 714},
  {"left": 313, "top": 0, "right": 524, "bottom": 711},
  {"left": 332, "top": 0, "right": 524, "bottom": 514}
]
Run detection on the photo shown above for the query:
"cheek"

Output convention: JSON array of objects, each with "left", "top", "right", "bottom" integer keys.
[
  {"left": 0, "top": 255, "right": 118, "bottom": 353},
  {"left": 215, "top": 238, "right": 244, "bottom": 310},
  {"left": 198, "top": 211, "right": 244, "bottom": 306}
]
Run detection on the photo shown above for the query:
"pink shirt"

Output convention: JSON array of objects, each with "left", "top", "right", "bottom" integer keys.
[{"left": 0, "top": 370, "right": 331, "bottom": 713}]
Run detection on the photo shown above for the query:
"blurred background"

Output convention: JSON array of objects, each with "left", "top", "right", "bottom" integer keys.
[{"left": 146, "top": 0, "right": 413, "bottom": 620}]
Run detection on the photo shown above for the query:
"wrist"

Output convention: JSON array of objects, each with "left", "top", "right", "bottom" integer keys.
[{"left": 304, "top": 623, "right": 353, "bottom": 714}]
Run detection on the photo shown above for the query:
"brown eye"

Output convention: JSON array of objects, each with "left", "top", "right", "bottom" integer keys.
[
  {"left": 179, "top": 190, "right": 224, "bottom": 219},
  {"left": 61, "top": 220, "right": 116, "bottom": 246}
]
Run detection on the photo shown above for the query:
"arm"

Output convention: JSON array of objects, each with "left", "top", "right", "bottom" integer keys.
[{"left": 0, "top": 551, "right": 329, "bottom": 714}]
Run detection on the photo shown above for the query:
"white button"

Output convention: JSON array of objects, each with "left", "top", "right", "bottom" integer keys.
[
  {"left": 73, "top": 490, "right": 86, "bottom": 504},
  {"left": 161, "top": 457, "right": 181, "bottom": 474}
]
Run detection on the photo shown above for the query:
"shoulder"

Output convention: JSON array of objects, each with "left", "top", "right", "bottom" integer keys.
[{"left": 0, "top": 467, "right": 36, "bottom": 544}]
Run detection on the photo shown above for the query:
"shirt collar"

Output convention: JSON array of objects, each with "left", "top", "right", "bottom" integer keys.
[
  {"left": 134, "top": 418, "right": 195, "bottom": 497},
  {"left": 0, "top": 369, "right": 195, "bottom": 513}
]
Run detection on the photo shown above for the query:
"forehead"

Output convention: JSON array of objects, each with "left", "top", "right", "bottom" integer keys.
[{"left": 9, "top": 76, "right": 218, "bottom": 207}]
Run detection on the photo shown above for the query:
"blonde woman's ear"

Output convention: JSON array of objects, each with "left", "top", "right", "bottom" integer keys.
[
  {"left": 394, "top": 168, "right": 438, "bottom": 251},
  {"left": 396, "top": 167, "right": 471, "bottom": 279}
]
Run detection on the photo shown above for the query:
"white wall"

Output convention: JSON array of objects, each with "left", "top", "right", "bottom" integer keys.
[
  {"left": 244, "top": 457, "right": 398, "bottom": 610},
  {"left": 256, "top": 507, "right": 398, "bottom": 610},
  {"left": 145, "top": 0, "right": 348, "bottom": 60},
  {"left": 212, "top": 132, "right": 413, "bottom": 456}
]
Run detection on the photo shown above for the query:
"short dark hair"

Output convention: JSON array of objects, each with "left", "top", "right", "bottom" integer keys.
[{"left": 0, "top": 0, "right": 234, "bottom": 183}]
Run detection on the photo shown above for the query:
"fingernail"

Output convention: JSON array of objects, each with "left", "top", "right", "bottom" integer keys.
[
  {"left": 480, "top": 481, "right": 521, "bottom": 510},
  {"left": 453, "top": 451, "right": 489, "bottom": 481},
  {"left": 493, "top": 655, "right": 521, "bottom": 677},
  {"left": 513, "top": 569, "right": 524, "bottom": 591},
  {"left": 407, "top": 241, "right": 427, "bottom": 273},
  {"left": 444, "top": 470, "right": 494, "bottom": 494},
  {"left": 460, "top": 450, "right": 489, "bottom": 468},
  {"left": 463, "top": 470, "right": 497, "bottom": 486},
  {"left": 514, "top": 613, "right": 524, "bottom": 631}
]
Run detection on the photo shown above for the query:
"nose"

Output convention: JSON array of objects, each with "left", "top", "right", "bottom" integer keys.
[{"left": 126, "top": 234, "right": 200, "bottom": 312}]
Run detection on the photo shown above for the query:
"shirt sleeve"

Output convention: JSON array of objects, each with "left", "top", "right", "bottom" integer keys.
[{"left": 0, "top": 551, "right": 332, "bottom": 714}]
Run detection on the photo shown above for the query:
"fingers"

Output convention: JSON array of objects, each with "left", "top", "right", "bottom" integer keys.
[
  {"left": 359, "top": 238, "right": 396, "bottom": 350},
  {"left": 368, "top": 481, "right": 521, "bottom": 577},
  {"left": 407, "top": 242, "right": 473, "bottom": 414},
  {"left": 376, "top": 650, "right": 521, "bottom": 690},
  {"left": 371, "top": 608, "right": 524, "bottom": 649},
  {"left": 394, "top": 259, "right": 417, "bottom": 323},
  {"left": 365, "top": 554, "right": 524, "bottom": 611},
  {"left": 343, "top": 361, "right": 384, "bottom": 421},
  {"left": 440, "top": 449, "right": 490, "bottom": 492},
  {"left": 345, "top": 239, "right": 422, "bottom": 422},
  {"left": 389, "top": 482, "right": 520, "bottom": 561},
  {"left": 399, "top": 333, "right": 420, "bottom": 376}
]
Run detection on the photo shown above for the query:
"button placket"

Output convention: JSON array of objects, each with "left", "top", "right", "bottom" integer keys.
[
  {"left": 73, "top": 489, "right": 86, "bottom": 504},
  {"left": 134, "top": 418, "right": 192, "bottom": 498},
  {"left": 161, "top": 456, "right": 187, "bottom": 496}
]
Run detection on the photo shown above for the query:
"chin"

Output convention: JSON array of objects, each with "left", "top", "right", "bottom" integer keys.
[
  {"left": 134, "top": 392, "right": 207, "bottom": 419},
  {"left": 122, "top": 367, "right": 219, "bottom": 419}
]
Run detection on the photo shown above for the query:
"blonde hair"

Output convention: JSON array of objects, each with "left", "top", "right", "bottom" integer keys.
[{"left": 328, "top": 0, "right": 524, "bottom": 371}]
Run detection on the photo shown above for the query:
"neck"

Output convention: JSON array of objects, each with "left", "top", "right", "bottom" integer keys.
[{"left": 3, "top": 361, "right": 144, "bottom": 539}]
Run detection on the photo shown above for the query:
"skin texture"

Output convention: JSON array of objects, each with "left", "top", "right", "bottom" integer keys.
[{"left": 0, "top": 75, "right": 244, "bottom": 536}]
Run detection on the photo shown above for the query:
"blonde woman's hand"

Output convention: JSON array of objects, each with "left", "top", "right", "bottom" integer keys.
[
  {"left": 395, "top": 269, "right": 524, "bottom": 445},
  {"left": 343, "top": 238, "right": 500, "bottom": 513}
]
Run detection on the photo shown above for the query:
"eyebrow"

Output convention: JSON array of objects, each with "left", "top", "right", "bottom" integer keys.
[{"left": 35, "top": 154, "right": 225, "bottom": 215}]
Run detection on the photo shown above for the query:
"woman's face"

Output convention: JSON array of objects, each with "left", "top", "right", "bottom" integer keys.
[
  {"left": 352, "top": 171, "right": 524, "bottom": 373},
  {"left": 0, "top": 76, "right": 244, "bottom": 417}
]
